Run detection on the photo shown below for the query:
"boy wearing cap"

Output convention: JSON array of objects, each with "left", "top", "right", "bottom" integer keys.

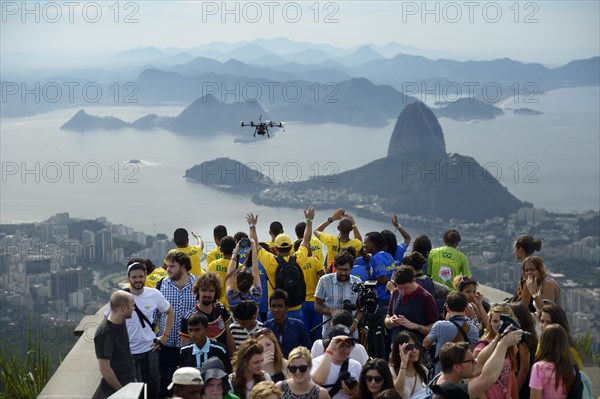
[
  {"left": 246, "top": 207, "right": 316, "bottom": 321},
  {"left": 201, "top": 358, "right": 240, "bottom": 399},
  {"left": 311, "top": 326, "right": 361, "bottom": 399},
  {"left": 168, "top": 367, "right": 204, "bottom": 399}
]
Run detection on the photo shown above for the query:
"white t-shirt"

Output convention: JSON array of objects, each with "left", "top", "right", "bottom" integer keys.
[
  {"left": 311, "top": 355, "right": 362, "bottom": 399},
  {"left": 311, "top": 340, "right": 369, "bottom": 365},
  {"left": 105, "top": 288, "right": 170, "bottom": 354}
]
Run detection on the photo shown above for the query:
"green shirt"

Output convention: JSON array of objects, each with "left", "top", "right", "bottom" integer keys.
[{"left": 428, "top": 246, "right": 471, "bottom": 290}]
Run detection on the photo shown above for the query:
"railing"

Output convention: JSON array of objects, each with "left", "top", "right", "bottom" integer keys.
[{"left": 37, "top": 306, "right": 145, "bottom": 399}]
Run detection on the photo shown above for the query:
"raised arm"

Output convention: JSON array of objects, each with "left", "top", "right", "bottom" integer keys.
[
  {"left": 225, "top": 242, "right": 241, "bottom": 292},
  {"left": 250, "top": 238, "right": 260, "bottom": 286},
  {"left": 346, "top": 213, "right": 362, "bottom": 243},
  {"left": 302, "top": 207, "right": 316, "bottom": 248},
  {"left": 469, "top": 329, "right": 523, "bottom": 398},
  {"left": 392, "top": 214, "right": 411, "bottom": 246},
  {"left": 191, "top": 231, "right": 203, "bottom": 249},
  {"left": 314, "top": 208, "right": 345, "bottom": 239},
  {"left": 247, "top": 212, "right": 259, "bottom": 244}
]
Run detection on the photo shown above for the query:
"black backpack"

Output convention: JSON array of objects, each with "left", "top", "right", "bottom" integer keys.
[
  {"left": 566, "top": 364, "right": 584, "bottom": 399},
  {"left": 272, "top": 255, "right": 306, "bottom": 308}
]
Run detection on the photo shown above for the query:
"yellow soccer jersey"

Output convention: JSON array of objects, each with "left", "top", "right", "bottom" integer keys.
[
  {"left": 257, "top": 245, "right": 309, "bottom": 311},
  {"left": 298, "top": 256, "right": 325, "bottom": 301},
  {"left": 318, "top": 232, "right": 362, "bottom": 267},
  {"left": 164, "top": 245, "right": 204, "bottom": 277},
  {"left": 309, "top": 237, "right": 325, "bottom": 265},
  {"left": 145, "top": 268, "right": 168, "bottom": 288},
  {"left": 207, "top": 258, "right": 231, "bottom": 310},
  {"left": 206, "top": 247, "right": 223, "bottom": 267}
]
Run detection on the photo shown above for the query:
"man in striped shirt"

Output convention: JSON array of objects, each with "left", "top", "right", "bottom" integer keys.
[{"left": 229, "top": 300, "right": 263, "bottom": 350}]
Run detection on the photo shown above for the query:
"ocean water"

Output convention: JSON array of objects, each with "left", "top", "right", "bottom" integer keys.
[{"left": 1, "top": 86, "right": 598, "bottom": 235}]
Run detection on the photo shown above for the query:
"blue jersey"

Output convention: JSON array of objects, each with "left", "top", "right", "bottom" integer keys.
[{"left": 370, "top": 251, "right": 397, "bottom": 301}]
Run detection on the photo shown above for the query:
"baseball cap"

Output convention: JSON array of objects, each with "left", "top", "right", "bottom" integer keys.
[
  {"left": 167, "top": 367, "right": 204, "bottom": 390},
  {"left": 274, "top": 234, "right": 292, "bottom": 249},
  {"left": 200, "top": 357, "right": 229, "bottom": 383},
  {"left": 328, "top": 325, "right": 356, "bottom": 342}
]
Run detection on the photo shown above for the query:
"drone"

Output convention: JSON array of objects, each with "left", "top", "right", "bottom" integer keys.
[{"left": 241, "top": 115, "right": 284, "bottom": 138}]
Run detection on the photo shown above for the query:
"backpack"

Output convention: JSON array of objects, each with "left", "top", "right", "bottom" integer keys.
[
  {"left": 566, "top": 364, "right": 584, "bottom": 399},
  {"left": 272, "top": 254, "right": 306, "bottom": 308},
  {"left": 427, "top": 317, "right": 472, "bottom": 380}
]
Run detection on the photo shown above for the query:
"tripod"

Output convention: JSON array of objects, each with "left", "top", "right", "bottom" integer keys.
[{"left": 359, "top": 310, "right": 387, "bottom": 359}]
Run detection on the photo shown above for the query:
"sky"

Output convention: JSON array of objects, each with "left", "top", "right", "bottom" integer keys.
[{"left": 1, "top": 1, "right": 599, "bottom": 67}]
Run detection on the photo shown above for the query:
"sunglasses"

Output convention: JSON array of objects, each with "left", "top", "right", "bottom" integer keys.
[
  {"left": 251, "top": 328, "right": 271, "bottom": 339},
  {"left": 404, "top": 343, "right": 420, "bottom": 351},
  {"left": 461, "top": 358, "right": 476, "bottom": 365},
  {"left": 287, "top": 365, "right": 309, "bottom": 374},
  {"left": 365, "top": 375, "right": 384, "bottom": 383}
]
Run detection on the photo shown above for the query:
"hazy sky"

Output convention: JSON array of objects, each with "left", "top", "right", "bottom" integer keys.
[{"left": 1, "top": 1, "right": 599, "bottom": 66}]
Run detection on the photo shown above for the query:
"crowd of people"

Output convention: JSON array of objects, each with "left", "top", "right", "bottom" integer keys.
[{"left": 93, "top": 207, "right": 592, "bottom": 399}]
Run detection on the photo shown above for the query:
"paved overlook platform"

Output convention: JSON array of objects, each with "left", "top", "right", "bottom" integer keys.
[{"left": 38, "top": 287, "right": 599, "bottom": 399}]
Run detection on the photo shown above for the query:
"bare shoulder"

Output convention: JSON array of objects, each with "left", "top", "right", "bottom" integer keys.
[{"left": 318, "top": 386, "right": 331, "bottom": 399}]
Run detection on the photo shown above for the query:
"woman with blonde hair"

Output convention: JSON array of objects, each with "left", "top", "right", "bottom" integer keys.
[
  {"left": 520, "top": 255, "right": 562, "bottom": 312},
  {"left": 249, "top": 381, "right": 283, "bottom": 399},
  {"left": 230, "top": 339, "right": 271, "bottom": 399},
  {"left": 253, "top": 328, "right": 289, "bottom": 382},
  {"left": 473, "top": 304, "right": 518, "bottom": 399},
  {"left": 276, "top": 347, "right": 330, "bottom": 399}
]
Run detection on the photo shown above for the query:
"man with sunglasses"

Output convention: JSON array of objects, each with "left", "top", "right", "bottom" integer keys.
[
  {"left": 311, "top": 326, "right": 362, "bottom": 399},
  {"left": 434, "top": 327, "right": 523, "bottom": 398}
]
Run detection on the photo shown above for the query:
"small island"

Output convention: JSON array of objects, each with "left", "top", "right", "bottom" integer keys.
[
  {"left": 184, "top": 157, "right": 272, "bottom": 193},
  {"left": 433, "top": 97, "right": 504, "bottom": 121},
  {"left": 513, "top": 108, "right": 543, "bottom": 116}
]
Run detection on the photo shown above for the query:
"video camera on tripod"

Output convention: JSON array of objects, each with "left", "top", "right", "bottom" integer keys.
[{"left": 352, "top": 280, "right": 379, "bottom": 315}]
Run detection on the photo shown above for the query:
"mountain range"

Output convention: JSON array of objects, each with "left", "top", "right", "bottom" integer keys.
[{"left": 3, "top": 37, "right": 598, "bottom": 119}]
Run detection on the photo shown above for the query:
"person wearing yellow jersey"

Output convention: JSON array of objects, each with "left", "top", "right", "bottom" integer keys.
[
  {"left": 314, "top": 208, "right": 363, "bottom": 272},
  {"left": 144, "top": 258, "right": 168, "bottom": 289},
  {"left": 294, "top": 221, "right": 324, "bottom": 266},
  {"left": 293, "top": 239, "right": 326, "bottom": 340},
  {"left": 207, "top": 236, "right": 236, "bottom": 311},
  {"left": 247, "top": 206, "right": 316, "bottom": 322},
  {"left": 163, "top": 228, "right": 205, "bottom": 277},
  {"left": 206, "top": 225, "right": 228, "bottom": 267}
]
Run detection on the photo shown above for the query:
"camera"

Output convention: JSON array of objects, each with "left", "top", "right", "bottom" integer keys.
[
  {"left": 342, "top": 299, "right": 357, "bottom": 312},
  {"left": 340, "top": 371, "right": 358, "bottom": 390},
  {"left": 352, "top": 280, "right": 379, "bottom": 314},
  {"left": 498, "top": 314, "right": 532, "bottom": 343},
  {"left": 239, "top": 237, "right": 251, "bottom": 249}
]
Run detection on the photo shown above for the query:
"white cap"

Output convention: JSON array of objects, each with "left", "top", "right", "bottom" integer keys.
[{"left": 167, "top": 367, "right": 204, "bottom": 390}]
